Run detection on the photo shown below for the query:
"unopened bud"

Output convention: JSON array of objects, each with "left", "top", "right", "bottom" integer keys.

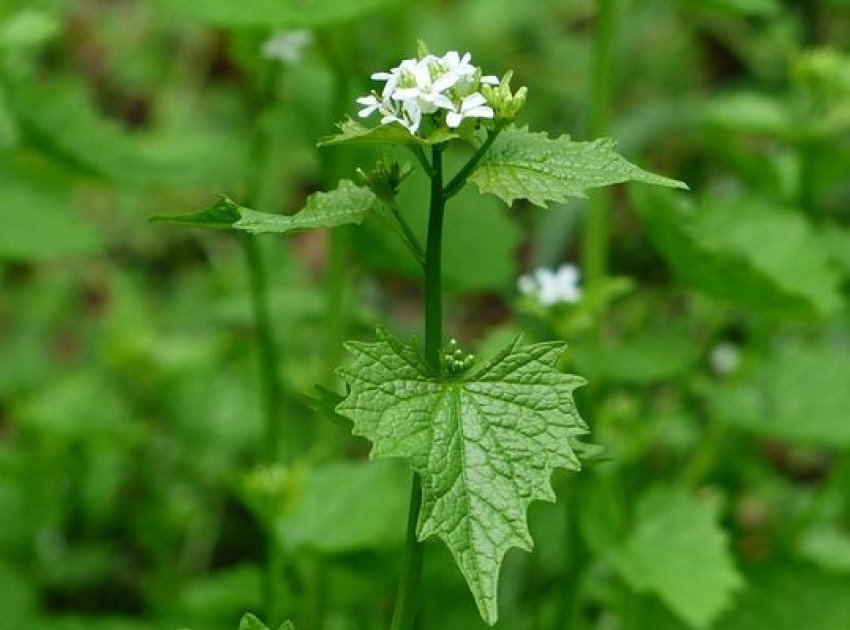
[{"left": 483, "top": 70, "right": 528, "bottom": 121}]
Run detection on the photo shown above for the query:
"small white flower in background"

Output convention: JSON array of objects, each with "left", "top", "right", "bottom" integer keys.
[
  {"left": 262, "top": 29, "right": 313, "bottom": 65},
  {"left": 357, "top": 50, "right": 499, "bottom": 136},
  {"left": 518, "top": 264, "right": 582, "bottom": 306},
  {"left": 710, "top": 343, "right": 741, "bottom": 376}
]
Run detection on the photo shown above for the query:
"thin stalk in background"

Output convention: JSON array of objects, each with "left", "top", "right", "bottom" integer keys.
[
  {"left": 319, "top": 31, "right": 355, "bottom": 385},
  {"left": 243, "top": 59, "right": 288, "bottom": 626},
  {"left": 391, "top": 145, "right": 446, "bottom": 630},
  {"left": 581, "top": 0, "right": 622, "bottom": 294}
]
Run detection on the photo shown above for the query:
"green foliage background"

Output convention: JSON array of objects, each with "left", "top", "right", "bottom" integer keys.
[{"left": 1, "top": 0, "right": 849, "bottom": 628}]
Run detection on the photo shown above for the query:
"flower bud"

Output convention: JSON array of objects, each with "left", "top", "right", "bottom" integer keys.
[
  {"left": 482, "top": 70, "right": 527, "bottom": 121},
  {"left": 356, "top": 157, "right": 412, "bottom": 202}
]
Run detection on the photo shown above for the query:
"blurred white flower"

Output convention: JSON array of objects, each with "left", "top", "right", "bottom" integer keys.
[
  {"left": 518, "top": 264, "right": 582, "bottom": 306},
  {"left": 357, "top": 49, "right": 499, "bottom": 136},
  {"left": 262, "top": 30, "right": 313, "bottom": 65},
  {"left": 710, "top": 343, "right": 741, "bottom": 376}
]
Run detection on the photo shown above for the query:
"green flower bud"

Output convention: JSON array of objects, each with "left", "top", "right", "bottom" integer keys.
[
  {"left": 356, "top": 157, "right": 412, "bottom": 202},
  {"left": 442, "top": 339, "right": 476, "bottom": 375},
  {"left": 482, "top": 70, "right": 528, "bottom": 121}
]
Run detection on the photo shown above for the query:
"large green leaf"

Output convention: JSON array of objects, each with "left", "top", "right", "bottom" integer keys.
[
  {"left": 633, "top": 189, "right": 843, "bottom": 317},
  {"left": 336, "top": 329, "right": 589, "bottom": 624},
  {"left": 468, "top": 125, "right": 687, "bottom": 207},
  {"left": 150, "top": 180, "right": 377, "bottom": 235},
  {"left": 156, "top": 0, "right": 394, "bottom": 28},
  {"left": 609, "top": 486, "right": 743, "bottom": 629}
]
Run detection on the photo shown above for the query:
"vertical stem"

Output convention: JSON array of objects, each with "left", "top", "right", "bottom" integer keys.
[
  {"left": 242, "top": 235, "right": 284, "bottom": 465},
  {"left": 424, "top": 145, "right": 446, "bottom": 368},
  {"left": 241, "top": 233, "right": 286, "bottom": 626},
  {"left": 243, "top": 59, "right": 286, "bottom": 626},
  {"left": 553, "top": 484, "right": 587, "bottom": 628},
  {"left": 391, "top": 477, "right": 425, "bottom": 630},
  {"left": 391, "top": 145, "right": 445, "bottom": 630},
  {"left": 582, "top": 0, "right": 621, "bottom": 293},
  {"left": 321, "top": 31, "right": 354, "bottom": 384}
]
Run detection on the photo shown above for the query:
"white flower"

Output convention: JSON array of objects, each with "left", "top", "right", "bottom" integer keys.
[
  {"left": 355, "top": 49, "right": 500, "bottom": 137},
  {"left": 439, "top": 51, "right": 477, "bottom": 87},
  {"left": 710, "top": 343, "right": 741, "bottom": 376},
  {"left": 392, "top": 57, "right": 456, "bottom": 115},
  {"left": 518, "top": 264, "right": 582, "bottom": 306},
  {"left": 261, "top": 30, "right": 313, "bottom": 65},
  {"left": 446, "top": 93, "right": 494, "bottom": 128}
]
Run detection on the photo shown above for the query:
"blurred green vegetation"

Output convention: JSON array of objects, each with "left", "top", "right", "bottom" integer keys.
[{"left": 1, "top": 0, "right": 849, "bottom": 629}]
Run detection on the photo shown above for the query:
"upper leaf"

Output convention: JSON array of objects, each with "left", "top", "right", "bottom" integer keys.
[
  {"left": 318, "top": 118, "right": 457, "bottom": 149},
  {"left": 469, "top": 125, "right": 687, "bottom": 207},
  {"left": 150, "top": 180, "right": 377, "bottom": 235},
  {"left": 156, "top": 0, "right": 393, "bottom": 28},
  {"left": 336, "top": 329, "right": 589, "bottom": 625},
  {"left": 608, "top": 486, "right": 743, "bottom": 629}
]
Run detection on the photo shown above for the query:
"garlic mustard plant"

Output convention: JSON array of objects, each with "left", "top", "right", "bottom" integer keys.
[
  {"left": 322, "top": 45, "right": 686, "bottom": 627},
  {"left": 153, "top": 42, "right": 686, "bottom": 628}
]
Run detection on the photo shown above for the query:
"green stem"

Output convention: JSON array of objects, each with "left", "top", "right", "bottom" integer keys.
[
  {"left": 391, "top": 476, "right": 426, "bottom": 630},
  {"left": 444, "top": 124, "right": 504, "bottom": 199},
  {"left": 321, "top": 41, "right": 353, "bottom": 385},
  {"left": 387, "top": 199, "right": 426, "bottom": 266},
  {"left": 553, "top": 484, "right": 587, "bottom": 629},
  {"left": 582, "top": 0, "right": 621, "bottom": 293},
  {"left": 409, "top": 145, "right": 436, "bottom": 179},
  {"left": 242, "top": 58, "right": 287, "bottom": 627},
  {"left": 242, "top": 235, "right": 284, "bottom": 464},
  {"left": 391, "top": 145, "right": 446, "bottom": 630},
  {"left": 424, "top": 145, "right": 446, "bottom": 368},
  {"left": 241, "top": 233, "right": 286, "bottom": 625}
]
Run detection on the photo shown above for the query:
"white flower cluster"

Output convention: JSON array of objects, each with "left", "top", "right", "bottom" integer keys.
[
  {"left": 518, "top": 264, "right": 583, "bottom": 306},
  {"left": 357, "top": 51, "right": 499, "bottom": 135}
]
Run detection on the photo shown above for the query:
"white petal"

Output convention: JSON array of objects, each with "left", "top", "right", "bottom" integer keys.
[
  {"left": 371, "top": 71, "right": 394, "bottom": 81},
  {"left": 465, "top": 106, "right": 494, "bottom": 119},
  {"left": 480, "top": 75, "right": 500, "bottom": 85},
  {"left": 392, "top": 87, "right": 421, "bottom": 100},
  {"left": 445, "top": 111, "right": 463, "bottom": 128},
  {"left": 462, "top": 93, "right": 488, "bottom": 109},
  {"left": 432, "top": 72, "right": 459, "bottom": 93},
  {"left": 443, "top": 51, "right": 460, "bottom": 67},
  {"left": 431, "top": 94, "right": 455, "bottom": 110}
]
